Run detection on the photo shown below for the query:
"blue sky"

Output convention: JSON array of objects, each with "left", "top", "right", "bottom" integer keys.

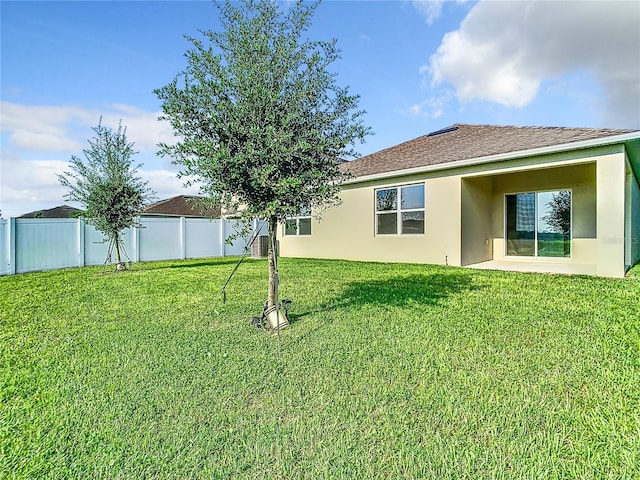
[{"left": 2, "top": 0, "right": 639, "bottom": 218}]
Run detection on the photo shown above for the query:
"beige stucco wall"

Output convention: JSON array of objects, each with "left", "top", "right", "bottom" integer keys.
[
  {"left": 279, "top": 145, "right": 630, "bottom": 277},
  {"left": 461, "top": 176, "right": 493, "bottom": 265},
  {"left": 596, "top": 153, "right": 627, "bottom": 277},
  {"left": 279, "top": 174, "right": 461, "bottom": 266}
]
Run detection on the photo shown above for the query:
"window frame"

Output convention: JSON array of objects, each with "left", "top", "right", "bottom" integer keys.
[
  {"left": 375, "top": 183, "right": 425, "bottom": 236},
  {"left": 283, "top": 210, "right": 312, "bottom": 237},
  {"left": 504, "top": 189, "right": 573, "bottom": 259}
]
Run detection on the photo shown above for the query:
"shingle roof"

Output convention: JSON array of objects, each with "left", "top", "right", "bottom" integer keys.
[
  {"left": 143, "top": 195, "right": 220, "bottom": 217},
  {"left": 19, "top": 205, "right": 84, "bottom": 218},
  {"left": 343, "top": 124, "right": 638, "bottom": 178}
]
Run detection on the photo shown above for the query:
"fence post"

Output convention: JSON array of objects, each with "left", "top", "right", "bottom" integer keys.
[
  {"left": 219, "top": 218, "right": 225, "bottom": 257},
  {"left": 8, "top": 218, "right": 16, "bottom": 275},
  {"left": 180, "top": 216, "right": 186, "bottom": 260},
  {"left": 78, "top": 218, "right": 85, "bottom": 267},
  {"left": 132, "top": 217, "right": 140, "bottom": 263}
]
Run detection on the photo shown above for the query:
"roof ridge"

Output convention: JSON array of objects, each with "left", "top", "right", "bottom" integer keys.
[{"left": 453, "top": 123, "right": 637, "bottom": 132}]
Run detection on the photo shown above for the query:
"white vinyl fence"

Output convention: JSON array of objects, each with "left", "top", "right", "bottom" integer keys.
[{"left": 0, "top": 216, "right": 267, "bottom": 276}]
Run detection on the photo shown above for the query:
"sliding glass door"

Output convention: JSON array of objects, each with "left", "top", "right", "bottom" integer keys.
[
  {"left": 505, "top": 193, "right": 536, "bottom": 256},
  {"left": 505, "top": 190, "right": 571, "bottom": 258}
]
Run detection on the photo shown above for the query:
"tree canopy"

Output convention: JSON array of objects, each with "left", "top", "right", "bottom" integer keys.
[
  {"left": 155, "top": 0, "right": 370, "bottom": 309},
  {"left": 59, "top": 120, "right": 154, "bottom": 270}
]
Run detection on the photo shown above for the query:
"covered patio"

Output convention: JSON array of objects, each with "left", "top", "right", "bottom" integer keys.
[{"left": 460, "top": 158, "right": 618, "bottom": 276}]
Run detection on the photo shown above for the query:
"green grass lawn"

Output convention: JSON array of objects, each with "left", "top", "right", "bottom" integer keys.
[{"left": 2, "top": 258, "right": 639, "bottom": 479}]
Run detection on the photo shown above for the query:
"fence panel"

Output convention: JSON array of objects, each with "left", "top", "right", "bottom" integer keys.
[
  {"left": 0, "top": 217, "right": 268, "bottom": 275},
  {"left": 15, "top": 219, "right": 79, "bottom": 273},
  {"left": 224, "top": 219, "right": 254, "bottom": 256},
  {"left": 84, "top": 224, "right": 135, "bottom": 266},
  {"left": 185, "top": 218, "right": 221, "bottom": 259},
  {"left": 139, "top": 217, "right": 182, "bottom": 261}
]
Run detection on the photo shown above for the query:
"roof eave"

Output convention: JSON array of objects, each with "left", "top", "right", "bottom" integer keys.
[{"left": 343, "top": 131, "right": 640, "bottom": 186}]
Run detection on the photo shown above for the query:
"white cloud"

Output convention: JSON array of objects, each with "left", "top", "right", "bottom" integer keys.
[
  {"left": 406, "top": 93, "right": 450, "bottom": 118},
  {"left": 139, "top": 169, "right": 201, "bottom": 202},
  {"left": 412, "top": 0, "right": 468, "bottom": 25},
  {"left": 0, "top": 148, "right": 197, "bottom": 217},
  {"left": 1, "top": 102, "right": 91, "bottom": 152},
  {"left": 425, "top": 1, "right": 640, "bottom": 126},
  {"left": 412, "top": 0, "right": 444, "bottom": 25},
  {"left": 0, "top": 101, "right": 175, "bottom": 154},
  {"left": 9, "top": 131, "right": 82, "bottom": 152},
  {"left": 1, "top": 154, "right": 71, "bottom": 216},
  {"left": 100, "top": 104, "right": 177, "bottom": 153},
  {"left": 0, "top": 101, "right": 185, "bottom": 217}
]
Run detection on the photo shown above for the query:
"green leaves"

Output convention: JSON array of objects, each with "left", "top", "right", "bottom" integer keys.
[
  {"left": 155, "top": 0, "right": 370, "bottom": 222},
  {"left": 58, "top": 119, "right": 155, "bottom": 265}
]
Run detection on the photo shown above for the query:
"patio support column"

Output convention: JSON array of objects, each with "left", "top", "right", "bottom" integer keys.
[{"left": 596, "top": 154, "right": 626, "bottom": 277}]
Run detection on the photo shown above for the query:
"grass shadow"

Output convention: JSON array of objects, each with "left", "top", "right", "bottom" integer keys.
[
  {"left": 286, "top": 311, "right": 314, "bottom": 324},
  {"left": 135, "top": 257, "right": 264, "bottom": 272},
  {"left": 280, "top": 270, "right": 482, "bottom": 347},
  {"left": 287, "top": 270, "right": 482, "bottom": 331},
  {"left": 330, "top": 272, "right": 481, "bottom": 309}
]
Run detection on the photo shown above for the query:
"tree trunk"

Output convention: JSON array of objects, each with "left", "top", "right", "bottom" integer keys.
[
  {"left": 114, "top": 232, "right": 126, "bottom": 271},
  {"left": 267, "top": 215, "right": 278, "bottom": 308}
]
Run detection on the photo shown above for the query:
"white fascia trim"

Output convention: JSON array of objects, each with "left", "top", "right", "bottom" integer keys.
[{"left": 344, "top": 132, "right": 640, "bottom": 186}]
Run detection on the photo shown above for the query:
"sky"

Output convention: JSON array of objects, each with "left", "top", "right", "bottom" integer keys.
[{"left": 1, "top": 0, "right": 639, "bottom": 218}]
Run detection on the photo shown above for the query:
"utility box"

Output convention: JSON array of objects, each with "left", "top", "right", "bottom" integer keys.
[
  {"left": 251, "top": 236, "right": 279, "bottom": 258},
  {"left": 252, "top": 235, "right": 269, "bottom": 258}
]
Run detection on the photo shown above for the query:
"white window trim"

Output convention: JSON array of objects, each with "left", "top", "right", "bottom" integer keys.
[
  {"left": 283, "top": 213, "right": 312, "bottom": 236},
  {"left": 375, "top": 183, "right": 425, "bottom": 236},
  {"left": 504, "top": 189, "right": 573, "bottom": 260}
]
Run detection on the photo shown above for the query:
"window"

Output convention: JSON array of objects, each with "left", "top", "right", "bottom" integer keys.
[
  {"left": 375, "top": 183, "right": 425, "bottom": 235},
  {"left": 284, "top": 208, "right": 311, "bottom": 236},
  {"left": 505, "top": 190, "right": 571, "bottom": 258}
]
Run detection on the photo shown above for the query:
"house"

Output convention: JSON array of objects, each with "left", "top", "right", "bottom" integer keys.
[
  {"left": 19, "top": 205, "right": 84, "bottom": 218},
  {"left": 278, "top": 124, "right": 640, "bottom": 278},
  {"left": 143, "top": 195, "right": 220, "bottom": 218}
]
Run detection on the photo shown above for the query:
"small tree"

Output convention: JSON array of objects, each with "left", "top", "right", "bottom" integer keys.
[
  {"left": 59, "top": 119, "right": 154, "bottom": 271},
  {"left": 155, "top": 0, "right": 370, "bottom": 308}
]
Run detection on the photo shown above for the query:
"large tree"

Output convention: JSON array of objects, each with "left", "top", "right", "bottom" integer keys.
[
  {"left": 155, "top": 0, "right": 370, "bottom": 308},
  {"left": 59, "top": 120, "right": 154, "bottom": 270}
]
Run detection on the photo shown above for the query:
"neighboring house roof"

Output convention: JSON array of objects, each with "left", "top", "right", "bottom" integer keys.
[
  {"left": 19, "top": 205, "right": 84, "bottom": 218},
  {"left": 143, "top": 195, "right": 220, "bottom": 217},
  {"left": 343, "top": 124, "right": 639, "bottom": 180}
]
